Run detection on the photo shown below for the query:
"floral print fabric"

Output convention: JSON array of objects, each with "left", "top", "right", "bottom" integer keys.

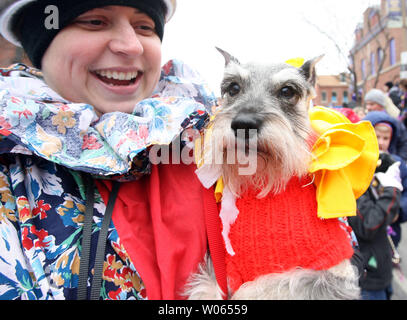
[
  {"left": 0, "top": 60, "right": 215, "bottom": 177},
  {"left": 0, "top": 60, "right": 216, "bottom": 299}
]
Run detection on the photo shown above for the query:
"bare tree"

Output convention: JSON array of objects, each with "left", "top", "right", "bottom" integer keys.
[
  {"left": 304, "top": 6, "right": 393, "bottom": 104},
  {"left": 304, "top": 17, "right": 363, "bottom": 103},
  {"left": 368, "top": 8, "right": 392, "bottom": 88}
]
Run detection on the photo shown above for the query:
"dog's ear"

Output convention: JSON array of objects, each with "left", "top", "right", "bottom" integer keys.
[
  {"left": 300, "top": 55, "right": 324, "bottom": 86},
  {"left": 216, "top": 47, "right": 240, "bottom": 67}
]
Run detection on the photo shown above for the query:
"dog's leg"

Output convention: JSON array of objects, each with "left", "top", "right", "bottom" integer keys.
[
  {"left": 183, "top": 254, "right": 226, "bottom": 300},
  {"left": 230, "top": 260, "right": 360, "bottom": 300}
]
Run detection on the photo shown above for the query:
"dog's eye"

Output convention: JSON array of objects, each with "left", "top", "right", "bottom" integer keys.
[
  {"left": 279, "top": 86, "right": 297, "bottom": 99},
  {"left": 227, "top": 83, "right": 241, "bottom": 97}
]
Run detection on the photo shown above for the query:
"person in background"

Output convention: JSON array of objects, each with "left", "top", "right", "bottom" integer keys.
[
  {"left": 353, "top": 106, "right": 367, "bottom": 120},
  {"left": 399, "top": 79, "right": 407, "bottom": 112},
  {"left": 384, "top": 81, "right": 402, "bottom": 110},
  {"left": 333, "top": 107, "right": 360, "bottom": 123},
  {"left": 352, "top": 111, "right": 407, "bottom": 300},
  {"left": 364, "top": 89, "right": 407, "bottom": 161},
  {"left": 399, "top": 79, "right": 407, "bottom": 127},
  {"left": 365, "top": 89, "right": 400, "bottom": 118},
  {"left": 364, "top": 112, "right": 407, "bottom": 248},
  {"left": 349, "top": 146, "right": 402, "bottom": 300}
]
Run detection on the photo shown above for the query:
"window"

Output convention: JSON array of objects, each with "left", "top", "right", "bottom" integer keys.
[
  {"left": 371, "top": 52, "right": 376, "bottom": 75},
  {"left": 390, "top": 38, "right": 396, "bottom": 66},
  {"left": 377, "top": 47, "right": 384, "bottom": 67},
  {"left": 343, "top": 91, "right": 349, "bottom": 104},
  {"left": 388, "top": 0, "right": 403, "bottom": 18},
  {"left": 332, "top": 92, "right": 337, "bottom": 103},
  {"left": 369, "top": 9, "right": 378, "bottom": 28},
  {"left": 361, "top": 59, "right": 366, "bottom": 80},
  {"left": 322, "top": 91, "right": 327, "bottom": 102}
]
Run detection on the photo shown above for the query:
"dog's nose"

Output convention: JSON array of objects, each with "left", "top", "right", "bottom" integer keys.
[{"left": 231, "top": 113, "right": 263, "bottom": 138}]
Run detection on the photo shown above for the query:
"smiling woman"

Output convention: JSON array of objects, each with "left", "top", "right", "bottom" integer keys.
[
  {"left": 0, "top": 0, "right": 220, "bottom": 300},
  {"left": 41, "top": 5, "right": 163, "bottom": 115}
]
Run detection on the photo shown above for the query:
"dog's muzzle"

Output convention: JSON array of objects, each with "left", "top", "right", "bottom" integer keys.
[{"left": 231, "top": 113, "right": 263, "bottom": 139}]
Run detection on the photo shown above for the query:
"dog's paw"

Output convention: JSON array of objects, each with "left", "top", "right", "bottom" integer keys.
[{"left": 183, "top": 254, "right": 225, "bottom": 300}]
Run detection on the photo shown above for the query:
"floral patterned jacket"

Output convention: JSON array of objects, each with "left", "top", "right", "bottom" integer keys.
[{"left": 0, "top": 60, "right": 216, "bottom": 299}]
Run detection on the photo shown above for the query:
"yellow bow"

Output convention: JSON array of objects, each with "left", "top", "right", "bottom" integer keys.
[
  {"left": 195, "top": 60, "right": 378, "bottom": 220},
  {"left": 285, "top": 57, "right": 305, "bottom": 68},
  {"left": 309, "top": 106, "right": 379, "bottom": 219},
  {"left": 196, "top": 107, "right": 379, "bottom": 219}
]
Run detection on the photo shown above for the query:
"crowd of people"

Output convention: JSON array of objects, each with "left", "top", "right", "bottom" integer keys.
[{"left": 334, "top": 83, "right": 407, "bottom": 300}]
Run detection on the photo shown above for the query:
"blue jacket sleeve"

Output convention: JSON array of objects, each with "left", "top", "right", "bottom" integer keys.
[
  {"left": 395, "top": 121, "right": 407, "bottom": 162},
  {"left": 392, "top": 154, "right": 407, "bottom": 223}
]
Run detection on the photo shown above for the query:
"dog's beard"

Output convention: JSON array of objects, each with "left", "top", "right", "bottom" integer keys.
[{"left": 205, "top": 113, "right": 312, "bottom": 198}]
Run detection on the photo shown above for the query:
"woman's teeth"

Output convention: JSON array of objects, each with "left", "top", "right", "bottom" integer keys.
[
  {"left": 93, "top": 70, "right": 139, "bottom": 86},
  {"left": 95, "top": 70, "right": 138, "bottom": 81}
]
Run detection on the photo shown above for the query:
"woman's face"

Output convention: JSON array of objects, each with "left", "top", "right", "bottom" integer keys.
[{"left": 41, "top": 6, "right": 162, "bottom": 115}]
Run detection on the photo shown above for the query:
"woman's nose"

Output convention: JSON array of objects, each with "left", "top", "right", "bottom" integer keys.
[{"left": 108, "top": 23, "right": 144, "bottom": 57}]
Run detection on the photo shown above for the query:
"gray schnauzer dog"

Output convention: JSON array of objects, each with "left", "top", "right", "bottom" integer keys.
[
  {"left": 185, "top": 49, "right": 360, "bottom": 300},
  {"left": 206, "top": 48, "right": 318, "bottom": 198}
]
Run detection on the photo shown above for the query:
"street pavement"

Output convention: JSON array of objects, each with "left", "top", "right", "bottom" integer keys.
[{"left": 391, "top": 222, "right": 407, "bottom": 300}]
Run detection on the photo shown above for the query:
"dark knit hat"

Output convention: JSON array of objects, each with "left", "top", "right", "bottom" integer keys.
[
  {"left": 385, "top": 81, "right": 394, "bottom": 89},
  {"left": 1, "top": 0, "right": 175, "bottom": 69}
]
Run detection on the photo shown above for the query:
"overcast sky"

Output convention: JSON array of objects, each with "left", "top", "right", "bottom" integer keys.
[{"left": 162, "top": 0, "right": 380, "bottom": 95}]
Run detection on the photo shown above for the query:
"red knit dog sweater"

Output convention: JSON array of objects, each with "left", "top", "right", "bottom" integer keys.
[{"left": 226, "top": 176, "right": 355, "bottom": 293}]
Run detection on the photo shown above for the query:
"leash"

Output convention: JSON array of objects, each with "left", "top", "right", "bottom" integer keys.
[
  {"left": 78, "top": 175, "right": 226, "bottom": 299},
  {"left": 77, "top": 175, "right": 120, "bottom": 300},
  {"left": 203, "top": 186, "right": 228, "bottom": 299}
]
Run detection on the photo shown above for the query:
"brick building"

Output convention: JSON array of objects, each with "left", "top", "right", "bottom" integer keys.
[
  {"left": 314, "top": 74, "right": 350, "bottom": 107},
  {"left": 350, "top": 0, "right": 407, "bottom": 99}
]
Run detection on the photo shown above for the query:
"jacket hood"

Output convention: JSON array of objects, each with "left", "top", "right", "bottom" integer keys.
[{"left": 363, "top": 111, "right": 399, "bottom": 149}]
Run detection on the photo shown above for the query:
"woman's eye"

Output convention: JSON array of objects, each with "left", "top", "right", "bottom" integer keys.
[
  {"left": 134, "top": 24, "right": 156, "bottom": 36},
  {"left": 139, "top": 25, "right": 154, "bottom": 30},
  {"left": 88, "top": 20, "right": 104, "bottom": 25},
  {"left": 75, "top": 19, "right": 107, "bottom": 28}
]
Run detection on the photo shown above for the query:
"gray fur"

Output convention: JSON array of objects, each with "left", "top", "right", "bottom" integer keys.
[
  {"left": 183, "top": 254, "right": 225, "bottom": 300},
  {"left": 186, "top": 257, "right": 360, "bottom": 300},
  {"left": 186, "top": 50, "right": 361, "bottom": 300},
  {"left": 231, "top": 263, "right": 361, "bottom": 300},
  {"left": 206, "top": 50, "right": 319, "bottom": 196}
]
